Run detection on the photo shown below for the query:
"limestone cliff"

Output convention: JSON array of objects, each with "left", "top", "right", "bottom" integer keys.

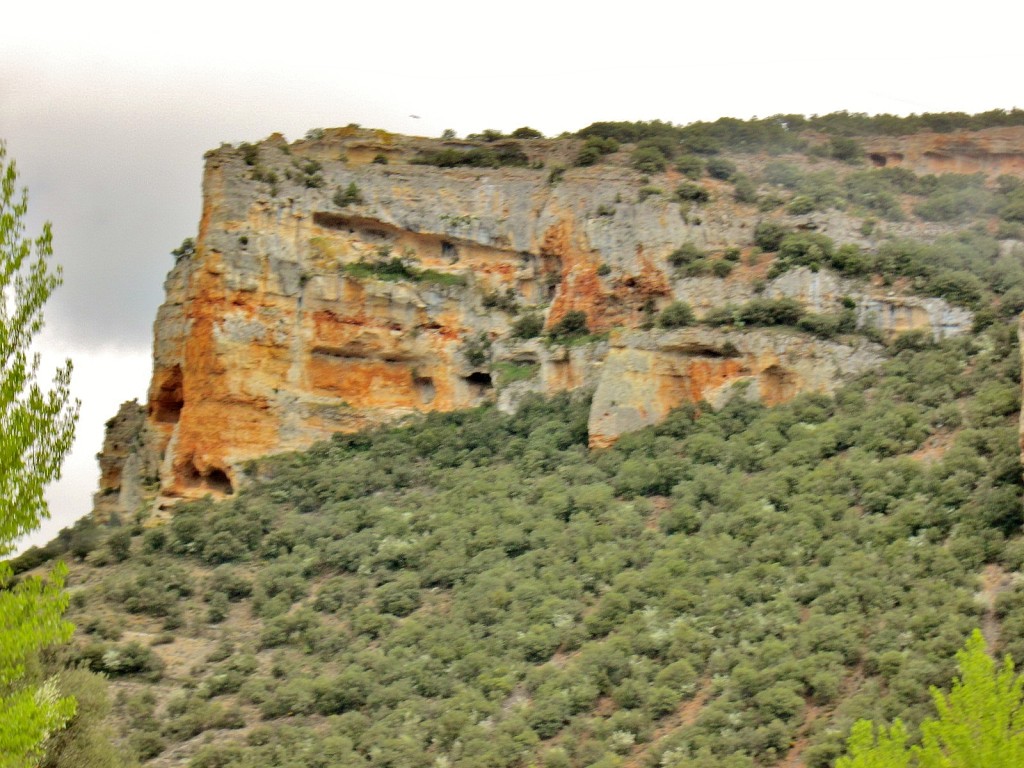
[
  {"left": 864, "top": 126, "right": 1024, "bottom": 175},
  {"left": 95, "top": 125, "right": 997, "bottom": 518},
  {"left": 92, "top": 401, "right": 160, "bottom": 524}
]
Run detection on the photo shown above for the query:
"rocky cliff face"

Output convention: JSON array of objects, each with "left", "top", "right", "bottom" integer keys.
[
  {"left": 94, "top": 125, "right": 991, "bottom": 519},
  {"left": 864, "top": 126, "right": 1024, "bottom": 176},
  {"left": 92, "top": 401, "right": 160, "bottom": 524}
]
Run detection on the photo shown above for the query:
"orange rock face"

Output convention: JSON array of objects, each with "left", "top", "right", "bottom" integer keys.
[
  {"left": 99, "top": 125, "right": 997, "bottom": 509},
  {"left": 864, "top": 126, "right": 1024, "bottom": 176},
  {"left": 585, "top": 329, "right": 878, "bottom": 449}
]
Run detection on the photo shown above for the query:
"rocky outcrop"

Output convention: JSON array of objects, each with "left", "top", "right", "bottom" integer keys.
[
  {"left": 92, "top": 401, "right": 160, "bottom": 524},
  {"left": 99, "top": 126, "right": 988, "bottom": 510},
  {"left": 675, "top": 267, "right": 973, "bottom": 339},
  {"left": 588, "top": 328, "right": 882, "bottom": 448},
  {"left": 864, "top": 126, "right": 1024, "bottom": 176}
]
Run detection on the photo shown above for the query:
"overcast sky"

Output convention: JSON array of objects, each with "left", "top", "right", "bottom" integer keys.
[{"left": 3, "top": 0, "right": 1022, "bottom": 551}]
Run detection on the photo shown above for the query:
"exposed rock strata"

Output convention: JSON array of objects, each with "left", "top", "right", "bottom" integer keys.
[
  {"left": 864, "top": 126, "right": 1024, "bottom": 176},
  {"left": 588, "top": 328, "right": 883, "bottom": 448},
  {"left": 675, "top": 267, "right": 973, "bottom": 339},
  {"left": 92, "top": 401, "right": 160, "bottom": 524},
  {"left": 98, "top": 126, "right": 993, "bottom": 511}
]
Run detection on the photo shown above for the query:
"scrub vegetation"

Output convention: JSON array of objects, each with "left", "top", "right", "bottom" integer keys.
[
  {"left": 10, "top": 110, "right": 1024, "bottom": 767},
  {"left": 21, "top": 311, "right": 1024, "bottom": 767}
]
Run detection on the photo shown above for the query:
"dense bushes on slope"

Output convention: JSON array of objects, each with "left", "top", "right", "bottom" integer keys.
[{"left": 48, "top": 312, "right": 1024, "bottom": 767}]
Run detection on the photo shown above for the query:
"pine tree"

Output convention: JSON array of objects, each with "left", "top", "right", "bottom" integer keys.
[
  {"left": 917, "top": 629, "right": 1024, "bottom": 767},
  {"left": 836, "top": 720, "right": 913, "bottom": 768},
  {"left": 837, "top": 629, "right": 1024, "bottom": 768}
]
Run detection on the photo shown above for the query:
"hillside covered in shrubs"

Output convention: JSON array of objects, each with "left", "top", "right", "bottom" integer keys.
[
  {"left": 20, "top": 315, "right": 1024, "bottom": 767},
  {"left": 12, "top": 109, "right": 1024, "bottom": 767}
]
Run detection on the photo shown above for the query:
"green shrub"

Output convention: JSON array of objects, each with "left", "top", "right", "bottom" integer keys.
[
  {"left": 342, "top": 254, "right": 465, "bottom": 287},
  {"left": 657, "top": 302, "right": 695, "bottom": 328},
  {"left": 141, "top": 528, "right": 165, "bottom": 553},
  {"left": 735, "top": 297, "right": 805, "bottom": 326},
  {"left": 333, "top": 182, "right": 364, "bottom": 207},
  {"left": 999, "top": 187, "right": 1024, "bottom": 222},
  {"left": 769, "top": 231, "right": 837, "bottom": 276},
  {"left": 511, "top": 126, "right": 544, "bottom": 139},
  {"left": 675, "top": 155, "right": 705, "bottom": 179},
  {"left": 712, "top": 260, "right": 734, "bottom": 278},
  {"left": 239, "top": 142, "right": 259, "bottom": 166},
  {"left": 295, "top": 158, "right": 324, "bottom": 188},
  {"left": 916, "top": 188, "right": 993, "bottom": 221},
  {"left": 797, "top": 309, "right": 856, "bottom": 338},
  {"left": 576, "top": 136, "right": 619, "bottom": 166},
  {"left": 376, "top": 574, "right": 422, "bottom": 617},
  {"left": 631, "top": 147, "right": 667, "bottom": 173},
  {"left": 129, "top": 731, "right": 165, "bottom": 761},
  {"left": 548, "top": 310, "right": 589, "bottom": 339},
  {"left": 80, "top": 641, "right": 164, "bottom": 680},
  {"left": 925, "top": 270, "right": 986, "bottom": 309},
  {"left": 702, "top": 305, "right": 737, "bottom": 326},
  {"left": 829, "top": 135, "right": 863, "bottom": 162},
  {"left": 69, "top": 521, "right": 100, "bottom": 561},
  {"left": 668, "top": 243, "right": 706, "bottom": 268},
  {"left": 171, "top": 237, "right": 196, "bottom": 261},
  {"left": 482, "top": 288, "right": 519, "bottom": 314},
  {"left": 787, "top": 195, "right": 816, "bottom": 215},
  {"left": 706, "top": 157, "right": 737, "bottom": 180},
  {"left": 512, "top": 313, "right": 544, "bottom": 339},
  {"left": 466, "top": 129, "right": 505, "bottom": 142},
  {"left": 753, "top": 220, "right": 790, "bottom": 251},
  {"left": 675, "top": 182, "right": 710, "bottom": 203},
  {"left": 763, "top": 161, "right": 803, "bottom": 189},
  {"left": 681, "top": 259, "right": 713, "bottom": 277},
  {"left": 844, "top": 170, "right": 907, "bottom": 220},
  {"left": 575, "top": 145, "right": 602, "bottom": 167},
  {"left": 732, "top": 174, "right": 758, "bottom": 203},
  {"left": 106, "top": 530, "right": 132, "bottom": 563},
  {"left": 412, "top": 143, "right": 529, "bottom": 168}
]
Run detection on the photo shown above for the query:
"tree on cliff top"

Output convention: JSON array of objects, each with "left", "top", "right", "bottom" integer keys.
[
  {"left": 0, "top": 142, "right": 79, "bottom": 767},
  {"left": 838, "top": 629, "right": 1024, "bottom": 768}
]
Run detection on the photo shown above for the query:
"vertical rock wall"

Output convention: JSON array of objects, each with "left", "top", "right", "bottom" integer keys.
[{"left": 95, "top": 126, "right": 991, "bottom": 513}]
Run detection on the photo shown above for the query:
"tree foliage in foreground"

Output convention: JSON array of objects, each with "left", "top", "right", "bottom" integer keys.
[
  {"left": 0, "top": 142, "right": 78, "bottom": 767},
  {"left": 838, "top": 630, "right": 1024, "bottom": 767}
]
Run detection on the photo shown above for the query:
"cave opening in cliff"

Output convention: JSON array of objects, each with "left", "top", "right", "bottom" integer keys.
[
  {"left": 869, "top": 153, "right": 887, "bottom": 167},
  {"left": 152, "top": 365, "right": 184, "bottom": 424},
  {"left": 441, "top": 241, "right": 458, "bottom": 262},
  {"left": 464, "top": 371, "right": 493, "bottom": 397},
  {"left": 182, "top": 461, "right": 234, "bottom": 496},
  {"left": 205, "top": 469, "right": 234, "bottom": 495}
]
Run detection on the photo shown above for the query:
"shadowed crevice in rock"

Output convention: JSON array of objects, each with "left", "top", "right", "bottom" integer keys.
[{"left": 151, "top": 365, "right": 183, "bottom": 424}]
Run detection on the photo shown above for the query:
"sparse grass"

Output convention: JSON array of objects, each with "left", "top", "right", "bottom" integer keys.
[{"left": 493, "top": 361, "right": 540, "bottom": 385}]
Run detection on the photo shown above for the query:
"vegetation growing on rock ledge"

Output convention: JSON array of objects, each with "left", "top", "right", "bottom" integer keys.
[
  {"left": 412, "top": 143, "right": 530, "bottom": 169},
  {"left": 341, "top": 251, "right": 466, "bottom": 287}
]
